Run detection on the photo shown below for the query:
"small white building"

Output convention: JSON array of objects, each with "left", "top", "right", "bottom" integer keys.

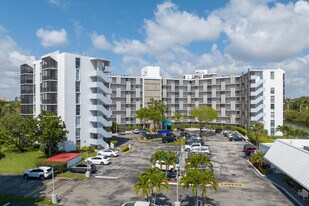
[{"left": 264, "top": 139, "right": 309, "bottom": 191}]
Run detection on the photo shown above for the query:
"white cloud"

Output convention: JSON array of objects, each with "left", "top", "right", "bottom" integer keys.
[
  {"left": 215, "top": 0, "right": 309, "bottom": 62},
  {"left": 144, "top": 1, "right": 223, "bottom": 54},
  {"left": 48, "top": 0, "right": 71, "bottom": 8},
  {"left": 36, "top": 28, "right": 68, "bottom": 47},
  {"left": 91, "top": 32, "right": 111, "bottom": 50},
  {"left": 113, "top": 39, "right": 148, "bottom": 55},
  {"left": 0, "top": 31, "right": 35, "bottom": 100}
]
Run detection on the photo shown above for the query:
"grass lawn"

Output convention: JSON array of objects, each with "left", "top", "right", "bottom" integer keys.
[
  {"left": 0, "top": 193, "right": 53, "bottom": 205},
  {"left": 0, "top": 149, "right": 45, "bottom": 174}
]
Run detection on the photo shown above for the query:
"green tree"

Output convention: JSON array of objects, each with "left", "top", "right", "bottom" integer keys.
[
  {"left": 134, "top": 167, "right": 169, "bottom": 204},
  {"left": 147, "top": 99, "right": 168, "bottom": 129},
  {"left": 136, "top": 108, "right": 151, "bottom": 129},
  {"left": 0, "top": 114, "right": 37, "bottom": 151},
  {"left": 36, "top": 111, "right": 68, "bottom": 157},
  {"left": 200, "top": 169, "right": 218, "bottom": 204},
  {"left": 111, "top": 121, "right": 117, "bottom": 133},
  {"left": 185, "top": 153, "right": 213, "bottom": 171},
  {"left": 249, "top": 151, "right": 266, "bottom": 168},
  {"left": 191, "top": 107, "right": 218, "bottom": 129},
  {"left": 173, "top": 112, "right": 183, "bottom": 125},
  {"left": 0, "top": 129, "right": 8, "bottom": 160},
  {"left": 249, "top": 121, "right": 266, "bottom": 149},
  {"left": 163, "top": 151, "right": 178, "bottom": 177},
  {"left": 150, "top": 150, "right": 167, "bottom": 171}
]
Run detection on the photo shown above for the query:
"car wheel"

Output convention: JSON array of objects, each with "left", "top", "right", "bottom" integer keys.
[
  {"left": 39, "top": 175, "right": 45, "bottom": 180},
  {"left": 23, "top": 174, "right": 29, "bottom": 180},
  {"left": 100, "top": 161, "right": 104, "bottom": 165},
  {"left": 111, "top": 154, "right": 114, "bottom": 157}
]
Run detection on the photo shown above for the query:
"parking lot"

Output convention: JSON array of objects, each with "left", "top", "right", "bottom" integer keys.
[{"left": 0, "top": 131, "right": 293, "bottom": 206}]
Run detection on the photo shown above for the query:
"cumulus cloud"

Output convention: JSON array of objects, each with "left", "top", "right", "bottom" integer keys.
[
  {"left": 0, "top": 30, "right": 35, "bottom": 99},
  {"left": 215, "top": 0, "right": 309, "bottom": 62},
  {"left": 113, "top": 39, "right": 147, "bottom": 55},
  {"left": 91, "top": 32, "right": 111, "bottom": 50},
  {"left": 36, "top": 28, "right": 68, "bottom": 47}
]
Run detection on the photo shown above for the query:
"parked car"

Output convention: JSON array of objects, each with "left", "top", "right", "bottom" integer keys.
[
  {"left": 191, "top": 146, "right": 211, "bottom": 155},
  {"left": 155, "top": 160, "right": 179, "bottom": 171},
  {"left": 97, "top": 149, "right": 119, "bottom": 157},
  {"left": 185, "top": 142, "right": 203, "bottom": 152},
  {"left": 215, "top": 128, "right": 222, "bottom": 133},
  {"left": 23, "top": 166, "right": 52, "bottom": 180},
  {"left": 245, "top": 146, "right": 257, "bottom": 155},
  {"left": 118, "top": 130, "right": 125, "bottom": 135},
  {"left": 243, "top": 144, "right": 255, "bottom": 152},
  {"left": 166, "top": 171, "right": 179, "bottom": 181},
  {"left": 133, "top": 129, "right": 140, "bottom": 134},
  {"left": 229, "top": 133, "right": 244, "bottom": 141},
  {"left": 69, "top": 163, "right": 97, "bottom": 174},
  {"left": 122, "top": 201, "right": 156, "bottom": 206},
  {"left": 85, "top": 156, "right": 111, "bottom": 165},
  {"left": 140, "top": 129, "right": 147, "bottom": 134},
  {"left": 162, "top": 133, "right": 176, "bottom": 143}
]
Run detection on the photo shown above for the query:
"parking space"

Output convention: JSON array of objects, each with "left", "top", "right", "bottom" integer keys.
[{"left": 0, "top": 132, "right": 294, "bottom": 205}]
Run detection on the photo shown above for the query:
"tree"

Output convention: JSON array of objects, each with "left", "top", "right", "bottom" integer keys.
[
  {"left": 36, "top": 111, "right": 68, "bottom": 157},
  {"left": 0, "top": 129, "right": 8, "bottom": 160},
  {"left": 147, "top": 99, "right": 168, "bottom": 129},
  {"left": 249, "top": 151, "right": 266, "bottom": 168},
  {"left": 173, "top": 112, "right": 183, "bottom": 125},
  {"left": 111, "top": 121, "right": 117, "bottom": 133},
  {"left": 150, "top": 150, "right": 167, "bottom": 171},
  {"left": 249, "top": 121, "right": 266, "bottom": 149},
  {"left": 163, "top": 151, "right": 178, "bottom": 177},
  {"left": 0, "top": 114, "right": 37, "bottom": 152},
  {"left": 199, "top": 169, "right": 218, "bottom": 204},
  {"left": 185, "top": 153, "right": 213, "bottom": 171},
  {"left": 134, "top": 167, "right": 169, "bottom": 204},
  {"left": 191, "top": 107, "right": 218, "bottom": 129},
  {"left": 136, "top": 108, "right": 151, "bottom": 129}
]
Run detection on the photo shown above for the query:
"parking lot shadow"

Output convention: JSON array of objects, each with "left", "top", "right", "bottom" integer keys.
[
  {"left": 111, "top": 136, "right": 131, "bottom": 146},
  {"left": 155, "top": 193, "right": 172, "bottom": 206},
  {"left": 0, "top": 174, "right": 46, "bottom": 198}
]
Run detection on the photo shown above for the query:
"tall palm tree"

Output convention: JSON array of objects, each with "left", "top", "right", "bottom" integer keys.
[
  {"left": 185, "top": 153, "right": 213, "bottom": 171},
  {"left": 200, "top": 169, "right": 218, "bottom": 204},
  {"left": 163, "top": 151, "right": 178, "bottom": 177},
  {"left": 134, "top": 173, "right": 151, "bottom": 202},
  {"left": 150, "top": 150, "right": 167, "bottom": 171},
  {"left": 151, "top": 169, "right": 169, "bottom": 204},
  {"left": 180, "top": 169, "right": 201, "bottom": 206},
  {"left": 250, "top": 121, "right": 265, "bottom": 149}
]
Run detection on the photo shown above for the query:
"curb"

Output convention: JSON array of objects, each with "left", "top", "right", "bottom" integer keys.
[
  {"left": 137, "top": 138, "right": 152, "bottom": 143},
  {"left": 246, "top": 159, "right": 265, "bottom": 177},
  {"left": 95, "top": 176, "right": 119, "bottom": 180},
  {"left": 122, "top": 148, "right": 135, "bottom": 155}
]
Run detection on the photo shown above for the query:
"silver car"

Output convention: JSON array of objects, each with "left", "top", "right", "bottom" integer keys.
[{"left": 23, "top": 166, "right": 52, "bottom": 180}]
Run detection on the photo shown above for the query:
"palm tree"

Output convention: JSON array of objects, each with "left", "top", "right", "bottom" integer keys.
[
  {"left": 150, "top": 150, "right": 167, "bottom": 171},
  {"left": 185, "top": 153, "right": 213, "bottom": 171},
  {"left": 173, "top": 112, "right": 183, "bottom": 126},
  {"left": 134, "top": 173, "right": 151, "bottom": 202},
  {"left": 151, "top": 169, "right": 169, "bottom": 204},
  {"left": 200, "top": 169, "right": 218, "bottom": 204},
  {"left": 180, "top": 169, "right": 201, "bottom": 206},
  {"left": 249, "top": 151, "right": 266, "bottom": 168},
  {"left": 163, "top": 151, "right": 178, "bottom": 177},
  {"left": 250, "top": 121, "right": 265, "bottom": 149}
]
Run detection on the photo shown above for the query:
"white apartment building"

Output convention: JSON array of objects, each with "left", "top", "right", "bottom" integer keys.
[
  {"left": 110, "top": 67, "right": 285, "bottom": 136},
  {"left": 20, "top": 51, "right": 112, "bottom": 150}
]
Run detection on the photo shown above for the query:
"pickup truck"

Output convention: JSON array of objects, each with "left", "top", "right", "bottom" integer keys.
[
  {"left": 185, "top": 143, "right": 203, "bottom": 152},
  {"left": 191, "top": 146, "right": 211, "bottom": 155}
]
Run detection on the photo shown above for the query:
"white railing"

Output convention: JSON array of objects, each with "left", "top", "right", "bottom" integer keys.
[
  {"left": 89, "top": 70, "right": 112, "bottom": 83},
  {"left": 89, "top": 82, "right": 112, "bottom": 94},
  {"left": 251, "top": 112, "right": 264, "bottom": 121},
  {"left": 89, "top": 105, "right": 112, "bottom": 117},
  {"left": 89, "top": 116, "right": 112, "bottom": 127},
  {"left": 89, "top": 93, "right": 112, "bottom": 105},
  {"left": 251, "top": 95, "right": 265, "bottom": 105},
  {"left": 89, "top": 138, "right": 109, "bottom": 149},
  {"left": 89, "top": 127, "right": 112, "bottom": 138},
  {"left": 251, "top": 104, "right": 264, "bottom": 113},
  {"left": 250, "top": 86, "right": 264, "bottom": 96},
  {"left": 251, "top": 79, "right": 265, "bottom": 88}
]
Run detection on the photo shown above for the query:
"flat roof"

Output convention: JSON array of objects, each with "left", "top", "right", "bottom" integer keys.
[{"left": 44, "top": 153, "right": 81, "bottom": 163}]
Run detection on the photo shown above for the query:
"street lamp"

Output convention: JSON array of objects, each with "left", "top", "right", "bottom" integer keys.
[{"left": 51, "top": 165, "right": 58, "bottom": 204}]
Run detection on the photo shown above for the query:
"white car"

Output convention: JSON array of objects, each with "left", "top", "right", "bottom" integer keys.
[
  {"left": 191, "top": 147, "right": 211, "bottom": 155},
  {"left": 97, "top": 149, "right": 119, "bottom": 157},
  {"left": 85, "top": 156, "right": 111, "bottom": 165},
  {"left": 122, "top": 201, "right": 156, "bottom": 206},
  {"left": 155, "top": 160, "right": 179, "bottom": 171},
  {"left": 133, "top": 129, "right": 140, "bottom": 134},
  {"left": 23, "top": 166, "right": 52, "bottom": 180},
  {"left": 185, "top": 143, "right": 203, "bottom": 152}
]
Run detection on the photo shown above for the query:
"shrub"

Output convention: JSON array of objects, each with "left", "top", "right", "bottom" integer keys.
[
  {"left": 36, "top": 161, "right": 67, "bottom": 174},
  {"left": 121, "top": 145, "right": 129, "bottom": 152},
  {"left": 79, "top": 146, "right": 95, "bottom": 153},
  {"left": 111, "top": 140, "right": 118, "bottom": 147}
]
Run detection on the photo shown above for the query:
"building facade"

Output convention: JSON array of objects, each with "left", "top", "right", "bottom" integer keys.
[
  {"left": 20, "top": 51, "right": 112, "bottom": 150},
  {"left": 110, "top": 67, "right": 285, "bottom": 136}
]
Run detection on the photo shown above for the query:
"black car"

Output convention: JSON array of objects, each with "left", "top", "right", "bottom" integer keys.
[
  {"left": 69, "top": 163, "right": 97, "bottom": 174},
  {"left": 229, "top": 133, "right": 244, "bottom": 141},
  {"left": 243, "top": 144, "right": 255, "bottom": 151},
  {"left": 166, "top": 171, "right": 179, "bottom": 181},
  {"left": 162, "top": 133, "right": 176, "bottom": 143},
  {"left": 215, "top": 128, "right": 222, "bottom": 134}
]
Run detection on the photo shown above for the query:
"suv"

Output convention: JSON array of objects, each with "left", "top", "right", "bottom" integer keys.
[
  {"left": 162, "top": 133, "right": 176, "bottom": 143},
  {"left": 185, "top": 142, "right": 203, "bottom": 152},
  {"left": 133, "top": 129, "right": 140, "bottom": 134},
  {"left": 69, "top": 163, "right": 97, "bottom": 174},
  {"left": 23, "top": 166, "right": 52, "bottom": 180}
]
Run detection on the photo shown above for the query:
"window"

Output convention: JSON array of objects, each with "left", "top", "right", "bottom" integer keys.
[
  {"left": 271, "top": 71, "right": 275, "bottom": 79},
  {"left": 76, "top": 58, "right": 80, "bottom": 80},
  {"left": 271, "top": 120, "right": 275, "bottom": 127},
  {"left": 271, "top": 96, "right": 275, "bottom": 104},
  {"left": 271, "top": 112, "right": 275, "bottom": 118},
  {"left": 76, "top": 105, "right": 80, "bottom": 115},
  {"left": 271, "top": 104, "right": 275, "bottom": 109},
  {"left": 76, "top": 116, "right": 80, "bottom": 128},
  {"left": 270, "top": 87, "right": 275, "bottom": 94},
  {"left": 271, "top": 128, "right": 275, "bottom": 136},
  {"left": 76, "top": 93, "right": 80, "bottom": 104}
]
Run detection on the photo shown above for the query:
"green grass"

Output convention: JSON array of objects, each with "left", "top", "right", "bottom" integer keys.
[
  {"left": 57, "top": 171, "right": 88, "bottom": 180},
  {"left": 0, "top": 193, "right": 53, "bottom": 205},
  {"left": 0, "top": 149, "right": 45, "bottom": 174}
]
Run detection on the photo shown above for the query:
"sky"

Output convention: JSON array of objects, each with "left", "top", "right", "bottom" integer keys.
[{"left": 0, "top": 0, "right": 308, "bottom": 100}]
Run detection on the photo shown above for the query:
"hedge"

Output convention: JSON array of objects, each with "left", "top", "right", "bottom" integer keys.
[
  {"left": 121, "top": 145, "right": 129, "bottom": 152},
  {"left": 36, "top": 161, "right": 67, "bottom": 174},
  {"left": 111, "top": 140, "right": 118, "bottom": 147},
  {"left": 79, "top": 146, "right": 95, "bottom": 153}
]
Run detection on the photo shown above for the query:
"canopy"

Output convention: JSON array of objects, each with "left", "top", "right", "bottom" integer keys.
[{"left": 162, "top": 120, "right": 172, "bottom": 126}]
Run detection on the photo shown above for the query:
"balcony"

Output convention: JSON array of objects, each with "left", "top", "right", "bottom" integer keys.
[
  {"left": 89, "top": 93, "right": 112, "bottom": 105},
  {"left": 89, "top": 70, "right": 112, "bottom": 83},
  {"left": 89, "top": 116, "right": 112, "bottom": 127},
  {"left": 89, "top": 127, "right": 112, "bottom": 138},
  {"left": 89, "top": 82, "right": 112, "bottom": 94},
  {"left": 89, "top": 105, "right": 112, "bottom": 116},
  {"left": 89, "top": 138, "right": 110, "bottom": 149}
]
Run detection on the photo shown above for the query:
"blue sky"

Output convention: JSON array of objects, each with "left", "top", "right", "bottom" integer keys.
[{"left": 0, "top": 0, "right": 308, "bottom": 99}]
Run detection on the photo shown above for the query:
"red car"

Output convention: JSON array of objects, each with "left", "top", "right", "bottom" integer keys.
[{"left": 245, "top": 146, "right": 256, "bottom": 155}]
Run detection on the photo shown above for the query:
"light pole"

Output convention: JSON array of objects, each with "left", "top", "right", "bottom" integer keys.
[
  {"left": 51, "top": 165, "right": 57, "bottom": 204},
  {"left": 175, "top": 168, "right": 180, "bottom": 206}
]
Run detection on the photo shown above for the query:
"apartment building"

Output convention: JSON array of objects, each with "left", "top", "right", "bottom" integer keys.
[
  {"left": 20, "top": 51, "right": 112, "bottom": 150},
  {"left": 110, "top": 67, "right": 285, "bottom": 136}
]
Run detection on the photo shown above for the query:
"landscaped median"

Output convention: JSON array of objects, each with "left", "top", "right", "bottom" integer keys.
[{"left": 0, "top": 193, "right": 53, "bottom": 205}]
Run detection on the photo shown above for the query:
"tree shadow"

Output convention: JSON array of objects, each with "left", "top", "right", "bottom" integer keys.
[
  {"left": 110, "top": 136, "right": 130, "bottom": 147},
  {"left": 181, "top": 195, "right": 218, "bottom": 206},
  {"left": 154, "top": 193, "right": 172, "bottom": 206}
]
